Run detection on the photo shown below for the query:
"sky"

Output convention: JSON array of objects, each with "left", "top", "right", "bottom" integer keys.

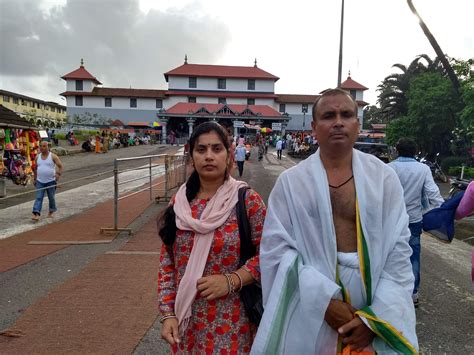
[{"left": 0, "top": 0, "right": 472, "bottom": 106}]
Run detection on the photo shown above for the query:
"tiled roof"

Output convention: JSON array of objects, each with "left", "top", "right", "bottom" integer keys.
[
  {"left": 164, "top": 64, "right": 279, "bottom": 81},
  {"left": 165, "top": 90, "right": 277, "bottom": 99},
  {"left": 61, "top": 66, "right": 102, "bottom": 85},
  {"left": 164, "top": 103, "right": 282, "bottom": 118},
  {"left": 356, "top": 100, "right": 369, "bottom": 106},
  {"left": 275, "top": 94, "right": 319, "bottom": 104},
  {"left": 127, "top": 122, "right": 152, "bottom": 127},
  {"left": 340, "top": 76, "right": 368, "bottom": 90},
  {"left": 60, "top": 87, "right": 167, "bottom": 98}
]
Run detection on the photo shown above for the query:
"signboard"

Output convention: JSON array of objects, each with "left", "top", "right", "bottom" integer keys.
[
  {"left": 272, "top": 122, "right": 282, "bottom": 131},
  {"left": 38, "top": 130, "right": 49, "bottom": 138},
  {"left": 233, "top": 120, "right": 244, "bottom": 128}
]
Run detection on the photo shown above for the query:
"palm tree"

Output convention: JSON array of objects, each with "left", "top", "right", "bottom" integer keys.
[
  {"left": 377, "top": 55, "right": 440, "bottom": 121},
  {"left": 406, "top": 0, "right": 460, "bottom": 92}
]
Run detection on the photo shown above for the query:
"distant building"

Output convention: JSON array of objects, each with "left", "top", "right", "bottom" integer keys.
[
  {"left": 0, "top": 89, "right": 66, "bottom": 128},
  {"left": 60, "top": 58, "right": 368, "bottom": 139}
]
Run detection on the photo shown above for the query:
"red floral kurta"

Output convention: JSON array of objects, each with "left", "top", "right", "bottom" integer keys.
[{"left": 158, "top": 189, "right": 266, "bottom": 354}]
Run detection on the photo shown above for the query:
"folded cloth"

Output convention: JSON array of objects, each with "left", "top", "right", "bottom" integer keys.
[{"left": 422, "top": 191, "right": 465, "bottom": 242}]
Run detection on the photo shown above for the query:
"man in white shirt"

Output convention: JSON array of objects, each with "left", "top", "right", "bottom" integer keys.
[
  {"left": 275, "top": 138, "right": 283, "bottom": 160},
  {"left": 388, "top": 138, "right": 444, "bottom": 306},
  {"left": 32, "top": 141, "right": 64, "bottom": 221},
  {"left": 234, "top": 143, "right": 246, "bottom": 177}
]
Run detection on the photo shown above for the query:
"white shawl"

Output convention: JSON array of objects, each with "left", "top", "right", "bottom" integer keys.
[{"left": 251, "top": 149, "right": 418, "bottom": 354}]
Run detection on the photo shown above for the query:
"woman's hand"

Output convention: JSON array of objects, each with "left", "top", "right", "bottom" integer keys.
[
  {"left": 161, "top": 317, "right": 180, "bottom": 345},
  {"left": 196, "top": 274, "right": 229, "bottom": 300}
]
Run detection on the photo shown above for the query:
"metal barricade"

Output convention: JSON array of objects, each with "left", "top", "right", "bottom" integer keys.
[{"left": 100, "top": 153, "right": 188, "bottom": 235}]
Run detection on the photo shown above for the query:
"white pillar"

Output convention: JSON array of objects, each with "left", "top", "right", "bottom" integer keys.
[
  {"left": 159, "top": 118, "right": 169, "bottom": 144},
  {"left": 187, "top": 118, "right": 196, "bottom": 138}
]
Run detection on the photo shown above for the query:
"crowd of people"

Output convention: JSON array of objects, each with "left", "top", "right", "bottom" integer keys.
[
  {"left": 81, "top": 131, "right": 156, "bottom": 153},
  {"left": 155, "top": 88, "right": 474, "bottom": 354}
]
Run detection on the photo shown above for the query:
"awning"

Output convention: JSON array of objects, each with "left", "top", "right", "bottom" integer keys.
[{"left": 0, "top": 105, "right": 36, "bottom": 129}]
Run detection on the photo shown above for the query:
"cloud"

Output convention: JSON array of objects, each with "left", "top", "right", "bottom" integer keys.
[{"left": 0, "top": 0, "right": 231, "bottom": 102}]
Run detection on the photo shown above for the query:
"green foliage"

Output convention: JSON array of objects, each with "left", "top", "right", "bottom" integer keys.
[
  {"left": 406, "top": 72, "right": 461, "bottom": 153},
  {"left": 362, "top": 105, "right": 383, "bottom": 129},
  {"left": 448, "top": 166, "right": 474, "bottom": 179},
  {"left": 441, "top": 156, "right": 471, "bottom": 172},
  {"left": 386, "top": 116, "right": 417, "bottom": 147}
]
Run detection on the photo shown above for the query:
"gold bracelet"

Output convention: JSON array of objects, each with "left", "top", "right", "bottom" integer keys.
[
  {"left": 224, "top": 273, "right": 235, "bottom": 294},
  {"left": 231, "top": 271, "right": 243, "bottom": 292}
]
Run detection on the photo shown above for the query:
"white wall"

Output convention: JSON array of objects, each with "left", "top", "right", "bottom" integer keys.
[
  {"left": 356, "top": 90, "right": 364, "bottom": 101},
  {"left": 277, "top": 103, "right": 313, "bottom": 115},
  {"left": 66, "top": 79, "right": 95, "bottom": 92},
  {"left": 168, "top": 76, "right": 275, "bottom": 93}
]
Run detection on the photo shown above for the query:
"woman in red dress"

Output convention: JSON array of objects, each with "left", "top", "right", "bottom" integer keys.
[{"left": 157, "top": 122, "right": 266, "bottom": 354}]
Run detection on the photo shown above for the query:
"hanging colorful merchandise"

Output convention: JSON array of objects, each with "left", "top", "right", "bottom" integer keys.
[{"left": 0, "top": 128, "right": 39, "bottom": 186}]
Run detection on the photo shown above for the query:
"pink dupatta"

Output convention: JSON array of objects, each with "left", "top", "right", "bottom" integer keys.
[{"left": 173, "top": 176, "right": 247, "bottom": 333}]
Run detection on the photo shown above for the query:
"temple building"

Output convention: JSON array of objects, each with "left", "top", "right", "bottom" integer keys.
[{"left": 60, "top": 57, "right": 368, "bottom": 140}]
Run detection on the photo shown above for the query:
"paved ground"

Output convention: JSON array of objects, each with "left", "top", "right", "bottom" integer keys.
[{"left": 0, "top": 147, "right": 472, "bottom": 354}]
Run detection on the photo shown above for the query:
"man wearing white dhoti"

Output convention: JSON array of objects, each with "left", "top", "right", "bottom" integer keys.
[{"left": 252, "top": 89, "right": 418, "bottom": 354}]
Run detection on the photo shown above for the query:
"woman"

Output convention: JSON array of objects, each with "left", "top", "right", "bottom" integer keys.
[{"left": 157, "top": 122, "right": 266, "bottom": 354}]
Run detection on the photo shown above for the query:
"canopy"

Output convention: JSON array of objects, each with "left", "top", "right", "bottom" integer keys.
[{"left": 0, "top": 105, "right": 36, "bottom": 129}]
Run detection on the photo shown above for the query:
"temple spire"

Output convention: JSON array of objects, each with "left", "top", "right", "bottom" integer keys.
[
  {"left": 80, "top": 58, "right": 84, "bottom": 67},
  {"left": 254, "top": 58, "right": 257, "bottom": 67},
  {"left": 184, "top": 54, "right": 188, "bottom": 64}
]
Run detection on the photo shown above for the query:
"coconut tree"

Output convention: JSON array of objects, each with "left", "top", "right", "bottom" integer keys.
[{"left": 406, "top": 0, "right": 460, "bottom": 92}]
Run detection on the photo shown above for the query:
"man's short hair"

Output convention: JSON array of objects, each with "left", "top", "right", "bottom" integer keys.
[
  {"left": 396, "top": 138, "right": 417, "bottom": 158},
  {"left": 312, "top": 88, "right": 358, "bottom": 120}
]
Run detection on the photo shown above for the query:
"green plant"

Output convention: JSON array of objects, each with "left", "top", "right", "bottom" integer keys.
[
  {"left": 448, "top": 166, "right": 474, "bottom": 179},
  {"left": 441, "top": 156, "right": 470, "bottom": 172}
]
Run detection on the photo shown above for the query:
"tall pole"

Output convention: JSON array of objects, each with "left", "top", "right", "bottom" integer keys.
[{"left": 337, "top": 0, "right": 345, "bottom": 87}]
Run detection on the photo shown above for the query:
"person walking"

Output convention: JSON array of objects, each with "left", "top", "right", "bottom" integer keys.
[
  {"left": 275, "top": 137, "right": 283, "bottom": 160},
  {"left": 157, "top": 122, "right": 266, "bottom": 354},
  {"left": 235, "top": 142, "right": 246, "bottom": 178},
  {"left": 388, "top": 138, "right": 444, "bottom": 307},
  {"left": 32, "top": 141, "right": 64, "bottom": 221},
  {"left": 253, "top": 89, "right": 418, "bottom": 354}
]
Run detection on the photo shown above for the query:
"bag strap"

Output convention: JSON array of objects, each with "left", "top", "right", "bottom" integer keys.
[{"left": 236, "top": 186, "right": 256, "bottom": 264}]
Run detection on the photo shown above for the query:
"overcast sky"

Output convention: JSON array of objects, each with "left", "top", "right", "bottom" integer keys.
[{"left": 0, "top": 0, "right": 472, "bottom": 106}]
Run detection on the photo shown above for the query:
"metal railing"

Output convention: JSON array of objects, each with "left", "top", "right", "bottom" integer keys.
[{"left": 100, "top": 154, "right": 188, "bottom": 235}]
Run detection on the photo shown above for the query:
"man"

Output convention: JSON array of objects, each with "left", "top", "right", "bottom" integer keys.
[
  {"left": 252, "top": 89, "right": 418, "bottom": 354},
  {"left": 275, "top": 137, "right": 283, "bottom": 160},
  {"left": 32, "top": 141, "right": 64, "bottom": 221},
  {"left": 235, "top": 142, "right": 246, "bottom": 178},
  {"left": 388, "top": 138, "right": 444, "bottom": 306}
]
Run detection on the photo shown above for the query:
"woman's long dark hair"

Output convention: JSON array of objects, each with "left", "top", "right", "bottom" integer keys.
[{"left": 158, "top": 122, "right": 230, "bottom": 246}]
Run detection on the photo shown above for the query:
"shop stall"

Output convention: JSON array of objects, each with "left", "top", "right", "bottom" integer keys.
[{"left": 0, "top": 105, "right": 39, "bottom": 194}]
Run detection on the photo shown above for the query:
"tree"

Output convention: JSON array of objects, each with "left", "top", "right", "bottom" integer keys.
[
  {"left": 362, "top": 105, "right": 383, "bottom": 129},
  {"left": 386, "top": 115, "right": 418, "bottom": 147},
  {"left": 406, "top": 0, "right": 460, "bottom": 92},
  {"left": 377, "top": 55, "right": 442, "bottom": 122}
]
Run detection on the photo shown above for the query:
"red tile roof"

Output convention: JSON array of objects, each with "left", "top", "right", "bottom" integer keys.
[
  {"left": 127, "top": 122, "right": 152, "bottom": 127},
  {"left": 356, "top": 100, "right": 369, "bottom": 106},
  {"left": 340, "top": 76, "right": 368, "bottom": 90},
  {"left": 275, "top": 94, "right": 319, "bottom": 103},
  {"left": 165, "top": 90, "right": 277, "bottom": 99},
  {"left": 60, "top": 87, "right": 167, "bottom": 98},
  {"left": 164, "top": 103, "right": 282, "bottom": 118},
  {"left": 61, "top": 66, "right": 102, "bottom": 84},
  {"left": 164, "top": 64, "right": 279, "bottom": 81}
]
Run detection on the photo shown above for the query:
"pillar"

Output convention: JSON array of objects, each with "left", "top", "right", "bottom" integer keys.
[
  {"left": 187, "top": 117, "right": 196, "bottom": 138},
  {"left": 159, "top": 117, "right": 169, "bottom": 144}
]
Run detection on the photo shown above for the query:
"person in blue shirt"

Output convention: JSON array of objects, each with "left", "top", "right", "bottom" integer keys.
[{"left": 388, "top": 138, "right": 444, "bottom": 306}]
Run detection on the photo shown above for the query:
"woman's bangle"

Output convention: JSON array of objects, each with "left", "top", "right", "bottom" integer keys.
[
  {"left": 159, "top": 313, "right": 176, "bottom": 323},
  {"left": 231, "top": 271, "right": 243, "bottom": 292},
  {"left": 224, "top": 273, "right": 235, "bottom": 294}
]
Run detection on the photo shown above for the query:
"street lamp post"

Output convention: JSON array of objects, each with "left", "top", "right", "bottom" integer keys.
[{"left": 337, "top": 0, "right": 345, "bottom": 87}]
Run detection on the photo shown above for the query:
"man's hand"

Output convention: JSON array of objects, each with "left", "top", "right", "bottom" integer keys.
[
  {"left": 160, "top": 317, "right": 180, "bottom": 345},
  {"left": 196, "top": 274, "right": 229, "bottom": 300},
  {"left": 339, "top": 316, "right": 375, "bottom": 352},
  {"left": 324, "top": 299, "right": 356, "bottom": 331}
]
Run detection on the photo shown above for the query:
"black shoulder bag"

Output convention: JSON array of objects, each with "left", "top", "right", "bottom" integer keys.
[{"left": 236, "top": 186, "right": 263, "bottom": 325}]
